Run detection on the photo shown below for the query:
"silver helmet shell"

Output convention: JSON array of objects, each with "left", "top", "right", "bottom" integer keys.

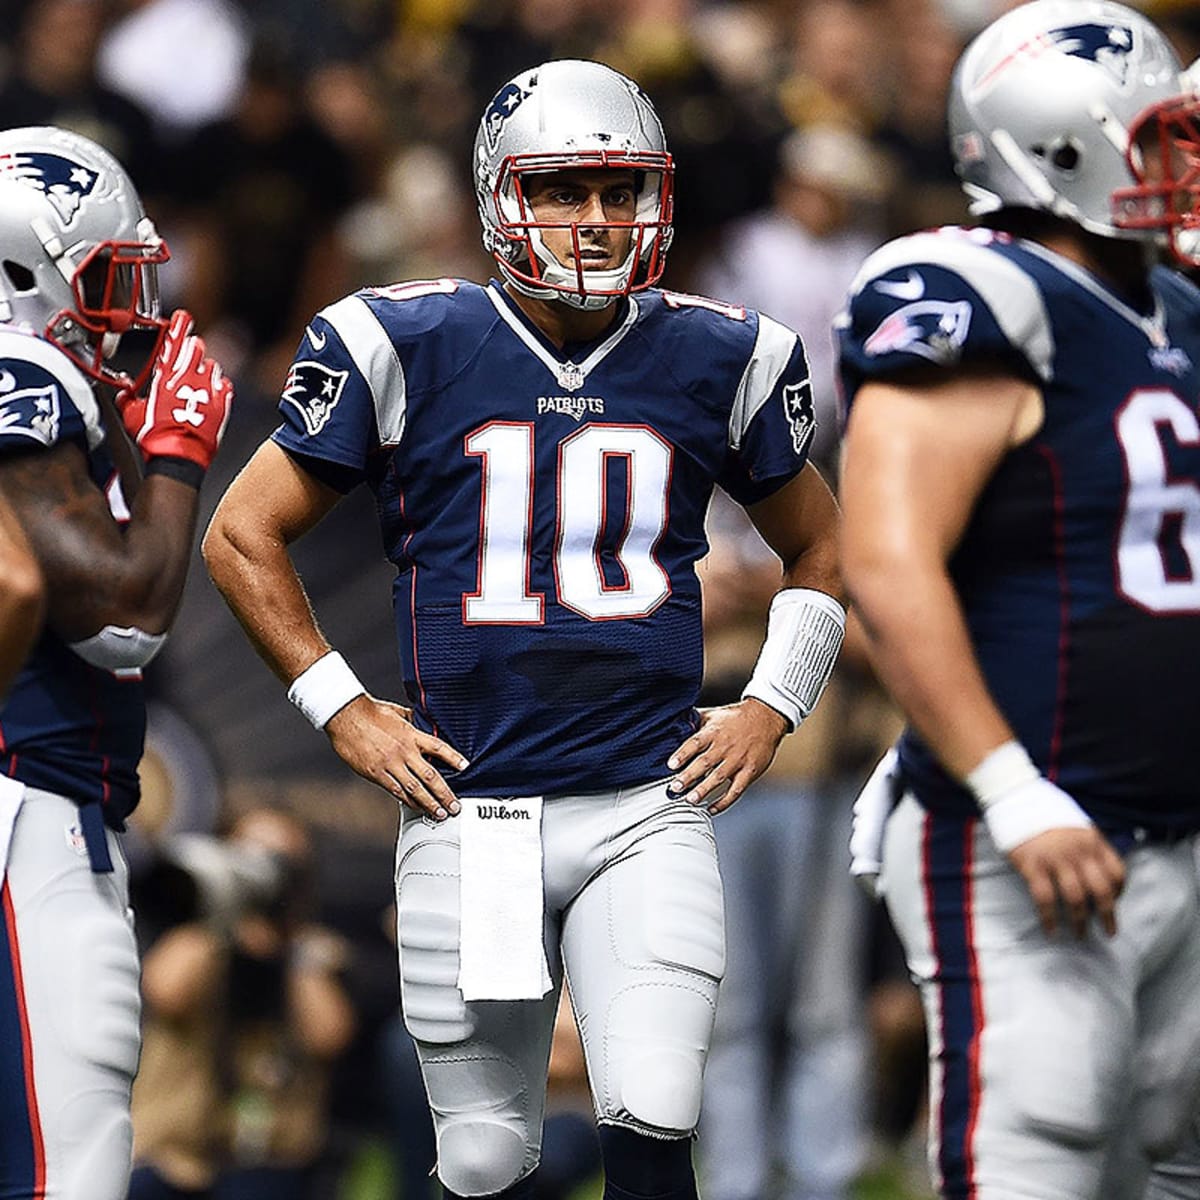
[
  {"left": 473, "top": 59, "right": 674, "bottom": 311},
  {"left": 948, "top": 0, "right": 1183, "bottom": 241},
  {"left": 0, "top": 125, "right": 168, "bottom": 389}
]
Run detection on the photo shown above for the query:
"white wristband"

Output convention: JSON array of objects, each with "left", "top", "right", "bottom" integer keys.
[
  {"left": 964, "top": 740, "right": 1091, "bottom": 853},
  {"left": 286, "top": 651, "right": 366, "bottom": 730},
  {"left": 741, "top": 587, "right": 846, "bottom": 731}
]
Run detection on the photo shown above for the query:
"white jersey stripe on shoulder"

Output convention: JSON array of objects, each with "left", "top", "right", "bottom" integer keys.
[
  {"left": 0, "top": 326, "right": 102, "bottom": 449},
  {"left": 318, "top": 295, "right": 407, "bottom": 446},
  {"left": 729, "top": 313, "right": 798, "bottom": 451},
  {"left": 849, "top": 231, "right": 1054, "bottom": 382}
]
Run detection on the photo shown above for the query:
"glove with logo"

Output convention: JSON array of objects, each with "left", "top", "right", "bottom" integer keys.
[{"left": 119, "top": 310, "right": 233, "bottom": 485}]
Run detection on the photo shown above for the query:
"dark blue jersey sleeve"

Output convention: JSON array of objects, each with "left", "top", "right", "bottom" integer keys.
[{"left": 836, "top": 227, "right": 1054, "bottom": 411}]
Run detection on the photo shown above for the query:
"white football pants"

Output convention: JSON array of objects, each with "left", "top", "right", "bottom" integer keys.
[
  {"left": 395, "top": 777, "right": 724, "bottom": 1197},
  {"left": 882, "top": 794, "right": 1200, "bottom": 1200}
]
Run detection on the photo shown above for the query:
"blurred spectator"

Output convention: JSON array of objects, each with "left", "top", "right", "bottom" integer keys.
[
  {"left": 874, "top": 0, "right": 967, "bottom": 235},
  {"left": 779, "top": 0, "right": 883, "bottom": 133},
  {"left": 128, "top": 806, "right": 356, "bottom": 1200},
  {"left": 96, "top": 0, "right": 250, "bottom": 140},
  {"left": 696, "top": 124, "right": 893, "bottom": 473},
  {"left": 0, "top": 0, "right": 164, "bottom": 189},
  {"left": 163, "top": 39, "right": 359, "bottom": 392}
]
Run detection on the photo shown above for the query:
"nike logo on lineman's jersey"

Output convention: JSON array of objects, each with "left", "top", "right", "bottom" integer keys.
[
  {"left": 306, "top": 325, "right": 327, "bottom": 351},
  {"left": 874, "top": 271, "right": 926, "bottom": 301}
]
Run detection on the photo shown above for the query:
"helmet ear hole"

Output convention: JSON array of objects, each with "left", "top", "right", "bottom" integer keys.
[
  {"left": 1050, "top": 139, "right": 1082, "bottom": 175},
  {"left": 3, "top": 260, "right": 35, "bottom": 293}
]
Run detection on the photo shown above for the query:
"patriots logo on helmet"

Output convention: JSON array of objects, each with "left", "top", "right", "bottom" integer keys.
[
  {"left": 0, "top": 152, "right": 98, "bottom": 226},
  {"left": 483, "top": 83, "right": 531, "bottom": 155},
  {"left": 864, "top": 300, "right": 973, "bottom": 364},
  {"left": 782, "top": 380, "right": 815, "bottom": 456},
  {"left": 971, "top": 22, "right": 1136, "bottom": 99},
  {"left": 0, "top": 382, "right": 61, "bottom": 446},
  {"left": 282, "top": 361, "right": 349, "bottom": 436}
]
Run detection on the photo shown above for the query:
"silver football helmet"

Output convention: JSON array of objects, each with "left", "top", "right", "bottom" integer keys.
[
  {"left": 948, "top": 0, "right": 1184, "bottom": 244},
  {"left": 0, "top": 126, "right": 168, "bottom": 390},
  {"left": 473, "top": 59, "right": 674, "bottom": 311}
]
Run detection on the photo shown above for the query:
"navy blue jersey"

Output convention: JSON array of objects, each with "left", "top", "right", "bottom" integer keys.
[
  {"left": 274, "top": 279, "right": 814, "bottom": 796},
  {"left": 0, "top": 326, "right": 145, "bottom": 824},
  {"left": 837, "top": 226, "right": 1200, "bottom": 836}
]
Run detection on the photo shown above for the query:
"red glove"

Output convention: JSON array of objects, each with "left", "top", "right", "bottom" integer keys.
[{"left": 120, "top": 310, "right": 233, "bottom": 474}]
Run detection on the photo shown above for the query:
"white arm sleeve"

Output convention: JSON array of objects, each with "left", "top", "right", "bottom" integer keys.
[{"left": 741, "top": 587, "right": 846, "bottom": 730}]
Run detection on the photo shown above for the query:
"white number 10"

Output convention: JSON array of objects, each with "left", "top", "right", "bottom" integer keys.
[{"left": 463, "top": 422, "right": 673, "bottom": 623}]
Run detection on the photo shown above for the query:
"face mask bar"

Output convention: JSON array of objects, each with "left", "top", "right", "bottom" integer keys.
[
  {"left": 1113, "top": 94, "right": 1200, "bottom": 267},
  {"left": 490, "top": 150, "right": 674, "bottom": 299},
  {"left": 45, "top": 236, "right": 170, "bottom": 393}
]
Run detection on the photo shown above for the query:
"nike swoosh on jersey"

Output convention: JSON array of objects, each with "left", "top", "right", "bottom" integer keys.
[
  {"left": 306, "top": 325, "right": 327, "bottom": 351},
  {"left": 873, "top": 271, "right": 926, "bottom": 301}
]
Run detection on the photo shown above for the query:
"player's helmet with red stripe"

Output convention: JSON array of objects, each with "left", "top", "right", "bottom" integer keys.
[
  {"left": 0, "top": 126, "right": 169, "bottom": 391},
  {"left": 473, "top": 59, "right": 674, "bottom": 312},
  {"left": 948, "top": 1, "right": 1187, "bottom": 252}
]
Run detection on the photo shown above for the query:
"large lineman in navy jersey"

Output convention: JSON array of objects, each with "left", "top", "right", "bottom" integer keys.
[
  {"left": 273, "top": 279, "right": 812, "bottom": 797},
  {"left": 841, "top": 222, "right": 1200, "bottom": 1200},
  {"left": 836, "top": 2, "right": 1200, "bottom": 1190},
  {"left": 205, "top": 58, "right": 844, "bottom": 1200},
  {"left": 840, "top": 227, "right": 1200, "bottom": 837}
]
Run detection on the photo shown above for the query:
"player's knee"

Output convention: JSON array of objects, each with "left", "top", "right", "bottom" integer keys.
[{"left": 438, "top": 1120, "right": 528, "bottom": 1196}]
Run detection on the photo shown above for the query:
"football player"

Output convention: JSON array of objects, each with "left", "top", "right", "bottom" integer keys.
[
  {"left": 0, "top": 126, "right": 233, "bottom": 1200},
  {"left": 837, "top": 3, "right": 1200, "bottom": 1198},
  {"left": 203, "top": 59, "right": 844, "bottom": 1200}
]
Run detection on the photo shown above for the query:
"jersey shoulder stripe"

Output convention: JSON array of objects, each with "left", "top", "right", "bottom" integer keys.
[
  {"left": 730, "top": 312, "right": 801, "bottom": 450},
  {"left": 316, "top": 295, "right": 407, "bottom": 447}
]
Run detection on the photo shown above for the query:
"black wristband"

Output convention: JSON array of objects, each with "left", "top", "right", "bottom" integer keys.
[{"left": 146, "top": 456, "right": 206, "bottom": 489}]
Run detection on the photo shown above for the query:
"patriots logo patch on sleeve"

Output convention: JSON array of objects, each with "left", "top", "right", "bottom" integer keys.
[
  {"left": 281, "top": 360, "right": 350, "bottom": 436},
  {"left": 0, "top": 376, "right": 61, "bottom": 446},
  {"left": 783, "top": 380, "right": 816, "bottom": 456},
  {"left": 863, "top": 299, "right": 973, "bottom": 365},
  {"left": 0, "top": 151, "right": 98, "bottom": 226}
]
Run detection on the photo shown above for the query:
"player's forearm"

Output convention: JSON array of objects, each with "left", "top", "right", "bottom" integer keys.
[
  {"left": 202, "top": 509, "right": 332, "bottom": 687},
  {"left": 847, "top": 549, "right": 1013, "bottom": 781}
]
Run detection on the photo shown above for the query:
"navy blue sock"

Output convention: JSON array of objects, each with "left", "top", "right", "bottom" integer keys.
[
  {"left": 443, "top": 1167, "right": 540, "bottom": 1200},
  {"left": 598, "top": 1126, "right": 697, "bottom": 1200}
]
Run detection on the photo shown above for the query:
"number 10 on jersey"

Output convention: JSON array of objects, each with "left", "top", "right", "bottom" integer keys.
[{"left": 463, "top": 421, "right": 673, "bottom": 623}]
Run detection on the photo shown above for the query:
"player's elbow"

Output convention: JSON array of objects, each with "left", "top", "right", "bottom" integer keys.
[
  {"left": 201, "top": 504, "right": 255, "bottom": 597},
  {"left": 841, "top": 533, "right": 927, "bottom": 636}
]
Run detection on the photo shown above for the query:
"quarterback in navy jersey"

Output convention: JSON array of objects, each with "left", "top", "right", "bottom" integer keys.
[
  {"left": 839, "top": 3, "right": 1200, "bottom": 1199},
  {"left": 205, "top": 60, "right": 843, "bottom": 1200},
  {"left": 0, "top": 128, "right": 233, "bottom": 1200}
]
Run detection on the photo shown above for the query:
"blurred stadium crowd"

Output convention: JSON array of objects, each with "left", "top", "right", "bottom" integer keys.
[{"left": 2, "top": 1, "right": 1198, "bottom": 1198}]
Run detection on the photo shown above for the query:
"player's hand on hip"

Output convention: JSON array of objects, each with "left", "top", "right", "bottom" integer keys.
[
  {"left": 118, "top": 310, "right": 233, "bottom": 473},
  {"left": 325, "top": 696, "right": 468, "bottom": 821},
  {"left": 666, "top": 697, "right": 789, "bottom": 815},
  {"left": 1007, "top": 825, "right": 1125, "bottom": 940}
]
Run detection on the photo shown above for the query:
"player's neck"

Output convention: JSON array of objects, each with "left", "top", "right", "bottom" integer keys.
[
  {"left": 503, "top": 284, "right": 623, "bottom": 348},
  {"left": 1039, "top": 231, "right": 1156, "bottom": 311}
]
